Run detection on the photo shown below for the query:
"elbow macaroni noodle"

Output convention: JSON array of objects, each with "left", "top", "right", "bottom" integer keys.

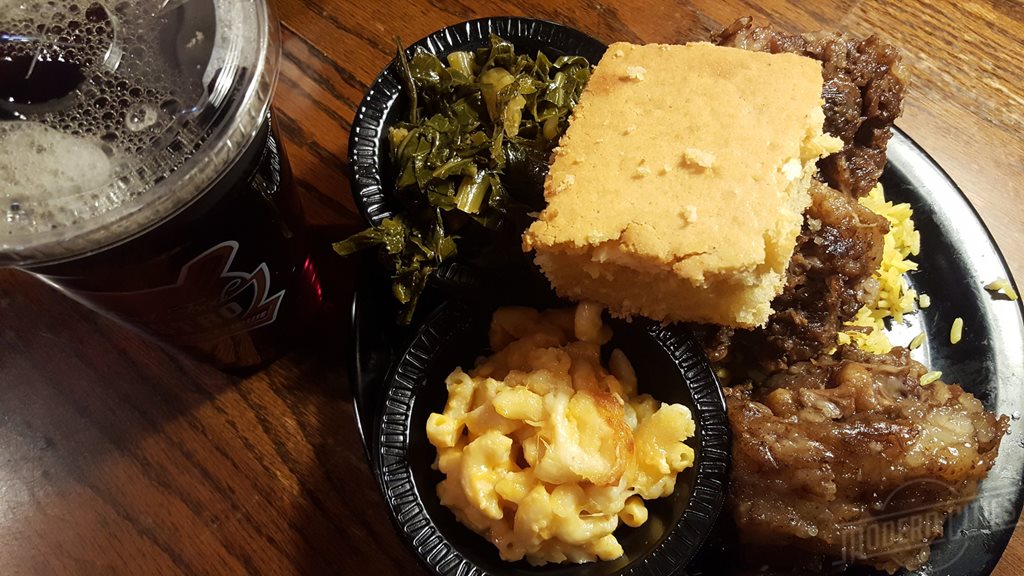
[{"left": 426, "top": 303, "right": 696, "bottom": 565}]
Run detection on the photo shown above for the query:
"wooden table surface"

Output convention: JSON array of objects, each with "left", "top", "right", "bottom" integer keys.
[{"left": 2, "top": 1, "right": 1022, "bottom": 575}]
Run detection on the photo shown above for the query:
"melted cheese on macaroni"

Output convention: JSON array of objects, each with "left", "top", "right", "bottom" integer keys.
[{"left": 426, "top": 303, "right": 696, "bottom": 565}]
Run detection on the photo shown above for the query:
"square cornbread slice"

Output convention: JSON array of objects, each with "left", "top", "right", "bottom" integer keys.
[{"left": 522, "top": 42, "right": 841, "bottom": 328}]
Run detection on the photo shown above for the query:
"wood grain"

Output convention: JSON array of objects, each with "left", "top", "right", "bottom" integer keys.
[{"left": 0, "top": 1, "right": 1021, "bottom": 575}]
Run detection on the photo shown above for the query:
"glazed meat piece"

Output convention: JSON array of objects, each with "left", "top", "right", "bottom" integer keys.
[
  {"left": 714, "top": 17, "right": 908, "bottom": 198},
  {"left": 726, "top": 347, "right": 1009, "bottom": 573}
]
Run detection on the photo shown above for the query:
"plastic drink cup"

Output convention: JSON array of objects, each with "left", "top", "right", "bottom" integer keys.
[{"left": 0, "top": 0, "right": 322, "bottom": 370}]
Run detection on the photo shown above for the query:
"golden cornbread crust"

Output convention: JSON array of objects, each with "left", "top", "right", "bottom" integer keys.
[{"left": 523, "top": 42, "right": 839, "bottom": 328}]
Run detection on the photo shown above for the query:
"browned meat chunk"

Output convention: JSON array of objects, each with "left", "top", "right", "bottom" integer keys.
[
  {"left": 701, "top": 19, "right": 1007, "bottom": 576},
  {"left": 726, "top": 347, "right": 1009, "bottom": 573},
  {"left": 752, "top": 181, "right": 888, "bottom": 370},
  {"left": 698, "top": 182, "right": 888, "bottom": 372},
  {"left": 696, "top": 18, "right": 907, "bottom": 371},
  {"left": 714, "top": 17, "right": 908, "bottom": 198}
]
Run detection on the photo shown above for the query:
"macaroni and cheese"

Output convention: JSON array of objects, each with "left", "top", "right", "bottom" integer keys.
[{"left": 426, "top": 303, "right": 696, "bottom": 565}]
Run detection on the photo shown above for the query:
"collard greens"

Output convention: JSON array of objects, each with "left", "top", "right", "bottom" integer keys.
[{"left": 335, "top": 36, "right": 591, "bottom": 322}]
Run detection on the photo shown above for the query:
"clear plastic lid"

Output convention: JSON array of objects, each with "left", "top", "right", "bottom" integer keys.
[{"left": 0, "top": 0, "right": 279, "bottom": 265}]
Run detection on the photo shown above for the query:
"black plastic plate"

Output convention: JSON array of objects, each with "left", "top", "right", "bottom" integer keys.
[{"left": 347, "top": 16, "right": 1024, "bottom": 576}]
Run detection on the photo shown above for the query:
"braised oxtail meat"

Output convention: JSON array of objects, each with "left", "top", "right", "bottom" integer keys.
[
  {"left": 752, "top": 181, "right": 888, "bottom": 371},
  {"left": 714, "top": 16, "right": 908, "bottom": 198},
  {"left": 695, "top": 323, "right": 734, "bottom": 364},
  {"left": 726, "top": 347, "right": 1009, "bottom": 573},
  {"left": 701, "top": 182, "right": 888, "bottom": 372}
]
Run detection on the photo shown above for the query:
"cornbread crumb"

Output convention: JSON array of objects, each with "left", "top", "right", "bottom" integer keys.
[
  {"left": 680, "top": 205, "right": 698, "bottom": 224},
  {"left": 681, "top": 147, "right": 716, "bottom": 170},
  {"left": 524, "top": 42, "right": 838, "bottom": 328},
  {"left": 625, "top": 124, "right": 638, "bottom": 134},
  {"left": 781, "top": 158, "right": 802, "bottom": 180},
  {"left": 625, "top": 65, "right": 646, "bottom": 80},
  {"left": 613, "top": 48, "right": 625, "bottom": 58},
  {"left": 918, "top": 293, "right": 931, "bottom": 308}
]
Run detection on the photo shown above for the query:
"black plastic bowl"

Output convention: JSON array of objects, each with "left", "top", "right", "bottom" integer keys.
[
  {"left": 353, "top": 16, "right": 729, "bottom": 576},
  {"left": 347, "top": 17, "right": 610, "bottom": 458},
  {"left": 348, "top": 17, "right": 610, "bottom": 455},
  {"left": 375, "top": 297, "right": 729, "bottom": 576},
  {"left": 347, "top": 16, "right": 607, "bottom": 226}
]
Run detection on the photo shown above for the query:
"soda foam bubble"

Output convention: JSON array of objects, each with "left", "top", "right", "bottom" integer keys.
[
  {"left": 0, "top": 122, "right": 114, "bottom": 203},
  {"left": 0, "top": 0, "right": 258, "bottom": 241}
]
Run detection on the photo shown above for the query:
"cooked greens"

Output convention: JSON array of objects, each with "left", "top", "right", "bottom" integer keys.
[{"left": 335, "top": 36, "right": 591, "bottom": 322}]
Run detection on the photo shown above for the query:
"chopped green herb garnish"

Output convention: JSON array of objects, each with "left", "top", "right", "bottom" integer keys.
[{"left": 335, "top": 36, "right": 591, "bottom": 322}]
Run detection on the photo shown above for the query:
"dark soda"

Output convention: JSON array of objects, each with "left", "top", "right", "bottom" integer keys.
[{"left": 24, "top": 115, "right": 323, "bottom": 370}]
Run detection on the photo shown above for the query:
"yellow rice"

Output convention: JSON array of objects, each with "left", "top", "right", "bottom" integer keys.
[
  {"left": 838, "top": 184, "right": 922, "bottom": 354},
  {"left": 985, "top": 278, "right": 1019, "bottom": 301},
  {"left": 909, "top": 332, "right": 925, "bottom": 350},
  {"left": 950, "top": 317, "right": 964, "bottom": 344}
]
